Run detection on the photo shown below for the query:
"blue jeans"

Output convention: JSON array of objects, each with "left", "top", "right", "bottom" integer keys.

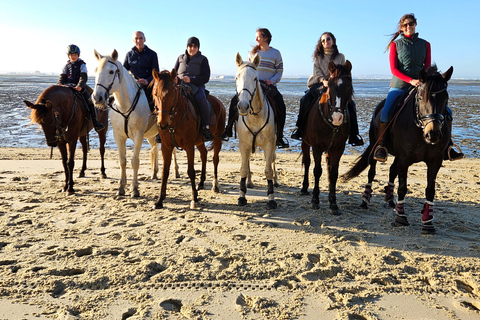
[{"left": 194, "top": 86, "right": 209, "bottom": 127}]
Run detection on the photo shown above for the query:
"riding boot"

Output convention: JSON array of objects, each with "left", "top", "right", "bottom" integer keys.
[
  {"left": 220, "top": 95, "right": 238, "bottom": 141},
  {"left": 88, "top": 100, "right": 105, "bottom": 133},
  {"left": 347, "top": 101, "right": 364, "bottom": 146},
  {"left": 274, "top": 92, "right": 289, "bottom": 148},
  {"left": 373, "top": 121, "right": 388, "bottom": 162},
  {"left": 203, "top": 126, "right": 214, "bottom": 142}
]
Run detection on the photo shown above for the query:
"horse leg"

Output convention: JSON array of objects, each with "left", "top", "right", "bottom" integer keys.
[
  {"left": 212, "top": 137, "right": 222, "bottom": 193},
  {"left": 155, "top": 146, "right": 172, "bottom": 209},
  {"left": 300, "top": 142, "right": 310, "bottom": 195},
  {"left": 66, "top": 141, "right": 77, "bottom": 195},
  {"left": 173, "top": 149, "right": 180, "bottom": 179},
  {"left": 264, "top": 143, "right": 277, "bottom": 210},
  {"left": 311, "top": 147, "right": 323, "bottom": 210},
  {"left": 360, "top": 158, "right": 377, "bottom": 209},
  {"left": 196, "top": 143, "right": 207, "bottom": 191},
  {"left": 146, "top": 136, "right": 159, "bottom": 180},
  {"left": 186, "top": 146, "right": 199, "bottom": 209},
  {"left": 394, "top": 161, "right": 410, "bottom": 227},
  {"left": 384, "top": 158, "right": 398, "bottom": 208},
  {"left": 421, "top": 160, "right": 442, "bottom": 234},
  {"left": 326, "top": 151, "right": 341, "bottom": 215},
  {"left": 57, "top": 143, "right": 69, "bottom": 193},
  {"left": 130, "top": 136, "right": 143, "bottom": 198},
  {"left": 115, "top": 134, "right": 127, "bottom": 196},
  {"left": 238, "top": 147, "right": 251, "bottom": 206},
  {"left": 273, "top": 153, "right": 279, "bottom": 188},
  {"left": 78, "top": 136, "right": 88, "bottom": 178}
]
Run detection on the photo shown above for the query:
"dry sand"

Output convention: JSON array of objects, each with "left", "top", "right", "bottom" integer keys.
[{"left": 0, "top": 147, "right": 479, "bottom": 319}]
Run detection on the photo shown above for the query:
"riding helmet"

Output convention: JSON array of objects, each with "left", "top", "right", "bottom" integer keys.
[{"left": 67, "top": 44, "right": 81, "bottom": 55}]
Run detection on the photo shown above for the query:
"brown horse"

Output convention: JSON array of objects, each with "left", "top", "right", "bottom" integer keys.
[
  {"left": 342, "top": 66, "right": 453, "bottom": 234},
  {"left": 151, "top": 69, "right": 226, "bottom": 209},
  {"left": 24, "top": 85, "right": 108, "bottom": 195},
  {"left": 301, "top": 61, "right": 353, "bottom": 215}
]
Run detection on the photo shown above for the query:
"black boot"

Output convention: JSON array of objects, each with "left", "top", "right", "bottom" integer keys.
[
  {"left": 203, "top": 127, "right": 214, "bottom": 142},
  {"left": 155, "top": 134, "right": 161, "bottom": 143},
  {"left": 88, "top": 102, "right": 105, "bottom": 133},
  {"left": 347, "top": 101, "right": 364, "bottom": 146},
  {"left": 291, "top": 128, "right": 303, "bottom": 140},
  {"left": 444, "top": 140, "right": 464, "bottom": 161},
  {"left": 276, "top": 136, "right": 289, "bottom": 148},
  {"left": 373, "top": 122, "right": 388, "bottom": 162},
  {"left": 219, "top": 95, "right": 238, "bottom": 141}
]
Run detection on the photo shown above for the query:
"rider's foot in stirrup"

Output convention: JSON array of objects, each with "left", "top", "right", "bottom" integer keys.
[
  {"left": 276, "top": 137, "right": 289, "bottom": 148},
  {"left": 94, "top": 122, "right": 105, "bottom": 133},
  {"left": 155, "top": 134, "right": 161, "bottom": 143},
  {"left": 219, "top": 127, "right": 232, "bottom": 141},
  {"left": 290, "top": 128, "right": 302, "bottom": 141},
  {"left": 203, "top": 128, "right": 214, "bottom": 142},
  {"left": 348, "top": 134, "right": 364, "bottom": 146},
  {"left": 446, "top": 147, "right": 464, "bottom": 161},
  {"left": 373, "top": 146, "right": 388, "bottom": 162}
]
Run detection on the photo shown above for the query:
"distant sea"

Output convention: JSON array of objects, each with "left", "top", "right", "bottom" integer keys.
[{"left": 1, "top": 75, "right": 479, "bottom": 157}]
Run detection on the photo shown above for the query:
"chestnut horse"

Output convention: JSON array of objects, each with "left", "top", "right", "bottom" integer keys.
[
  {"left": 151, "top": 69, "right": 226, "bottom": 209},
  {"left": 301, "top": 61, "right": 353, "bottom": 215},
  {"left": 235, "top": 53, "right": 278, "bottom": 209},
  {"left": 24, "top": 85, "right": 108, "bottom": 194},
  {"left": 342, "top": 65, "right": 453, "bottom": 234}
]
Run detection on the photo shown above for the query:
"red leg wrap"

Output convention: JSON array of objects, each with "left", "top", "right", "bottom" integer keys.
[
  {"left": 421, "top": 201, "right": 434, "bottom": 223},
  {"left": 362, "top": 183, "right": 372, "bottom": 204}
]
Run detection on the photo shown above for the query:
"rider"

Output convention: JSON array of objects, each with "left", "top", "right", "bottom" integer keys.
[
  {"left": 58, "top": 44, "right": 105, "bottom": 133},
  {"left": 220, "top": 28, "right": 289, "bottom": 149},
  {"left": 374, "top": 13, "right": 463, "bottom": 162},
  {"left": 124, "top": 31, "right": 160, "bottom": 141},
  {"left": 291, "top": 32, "right": 363, "bottom": 146},
  {"left": 174, "top": 36, "right": 214, "bottom": 142}
]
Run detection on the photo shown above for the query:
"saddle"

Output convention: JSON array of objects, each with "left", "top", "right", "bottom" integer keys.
[
  {"left": 374, "top": 89, "right": 412, "bottom": 123},
  {"left": 181, "top": 85, "right": 216, "bottom": 126}
]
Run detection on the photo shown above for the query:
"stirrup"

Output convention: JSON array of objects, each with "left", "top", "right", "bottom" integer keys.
[
  {"left": 447, "top": 144, "right": 464, "bottom": 161},
  {"left": 373, "top": 145, "right": 388, "bottom": 162}
]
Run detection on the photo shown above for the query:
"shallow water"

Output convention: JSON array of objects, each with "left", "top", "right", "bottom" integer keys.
[{"left": 2, "top": 75, "right": 479, "bottom": 158}]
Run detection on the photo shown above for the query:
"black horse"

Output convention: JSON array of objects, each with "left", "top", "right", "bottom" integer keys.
[{"left": 342, "top": 65, "right": 454, "bottom": 234}]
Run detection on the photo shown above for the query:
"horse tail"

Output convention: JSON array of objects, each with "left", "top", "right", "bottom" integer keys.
[{"left": 341, "top": 144, "right": 373, "bottom": 182}]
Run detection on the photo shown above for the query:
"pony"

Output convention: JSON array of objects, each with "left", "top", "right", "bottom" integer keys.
[
  {"left": 342, "top": 65, "right": 454, "bottom": 234},
  {"left": 300, "top": 61, "right": 354, "bottom": 215},
  {"left": 151, "top": 69, "right": 226, "bottom": 209},
  {"left": 24, "top": 85, "right": 108, "bottom": 194},
  {"left": 92, "top": 49, "right": 178, "bottom": 198},
  {"left": 234, "top": 52, "right": 278, "bottom": 209}
]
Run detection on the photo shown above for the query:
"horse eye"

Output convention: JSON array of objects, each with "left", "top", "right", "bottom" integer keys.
[{"left": 109, "top": 70, "right": 114, "bottom": 74}]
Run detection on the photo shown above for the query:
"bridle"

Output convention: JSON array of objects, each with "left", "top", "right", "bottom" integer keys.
[
  {"left": 415, "top": 83, "right": 447, "bottom": 129},
  {"left": 95, "top": 60, "right": 121, "bottom": 101},
  {"left": 236, "top": 64, "right": 259, "bottom": 115},
  {"left": 321, "top": 74, "right": 352, "bottom": 127}
]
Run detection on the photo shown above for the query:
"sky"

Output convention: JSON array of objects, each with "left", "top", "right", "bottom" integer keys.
[{"left": 1, "top": 0, "right": 479, "bottom": 79}]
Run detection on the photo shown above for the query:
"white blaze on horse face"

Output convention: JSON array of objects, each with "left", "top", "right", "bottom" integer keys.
[{"left": 331, "top": 96, "right": 344, "bottom": 126}]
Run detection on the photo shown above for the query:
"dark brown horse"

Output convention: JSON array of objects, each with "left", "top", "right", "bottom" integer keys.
[
  {"left": 342, "top": 65, "right": 453, "bottom": 234},
  {"left": 24, "top": 85, "right": 108, "bottom": 194},
  {"left": 301, "top": 61, "right": 353, "bottom": 215},
  {"left": 151, "top": 69, "right": 226, "bottom": 209}
]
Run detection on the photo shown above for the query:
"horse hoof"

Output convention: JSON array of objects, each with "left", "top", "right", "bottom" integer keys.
[
  {"left": 78, "top": 172, "right": 85, "bottom": 178},
  {"left": 300, "top": 189, "right": 309, "bottom": 196},
  {"left": 117, "top": 189, "right": 125, "bottom": 196},
  {"left": 274, "top": 182, "right": 279, "bottom": 188},
  {"left": 331, "top": 209, "right": 341, "bottom": 216},
  {"left": 359, "top": 201, "right": 368, "bottom": 209},
  {"left": 101, "top": 174, "right": 107, "bottom": 179},
  {"left": 247, "top": 182, "right": 254, "bottom": 189},
  {"left": 190, "top": 201, "right": 198, "bottom": 209},
  {"left": 388, "top": 200, "right": 395, "bottom": 208},
  {"left": 212, "top": 186, "right": 220, "bottom": 193},
  {"left": 421, "top": 222, "right": 436, "bottom": 234},
  {"left": 131, "top": 191, "right": 140, "bottom": 198},
  {"left": 311, "top": 202, "right": 319, "bottom": 210},
  {"left": 154, "top": 203, "right": 163, "bottom": 209},
  {"left": 267, "top": 200, "right": 277, "bottom": 210},
  {"left": 238, "top": 197, "right": 247, "bottom": 206},
  {"left": 197, "top": 184, "right": 205, "bottom": 191},
  {"left": 394, "top": 215, "right": 410, "bottom": 226}
]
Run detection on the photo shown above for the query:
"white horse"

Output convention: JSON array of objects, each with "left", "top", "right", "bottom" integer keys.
[
  {"left": 235, "top": 52, "right": 278, "bottom": 209},
  {"left": 92, "top": 49, "right": 178, "bottom": 197}
]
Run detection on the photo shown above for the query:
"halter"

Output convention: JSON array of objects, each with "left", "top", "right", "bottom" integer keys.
[
  {"left": 415, "top": 85, "right": 447, "bottom": 129},
  {"left": 236, "top": 64, "right": 259, "bottom": 115}
]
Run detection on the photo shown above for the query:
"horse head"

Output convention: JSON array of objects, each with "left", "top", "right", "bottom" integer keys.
[
  {"left": 235, "top": 52, "right": 263, "bottom": 116},
  {"left": 416, "top": 65, "right": 453, "bottom": 144},
  {"left": 24, "top": 98, "right": 59, "bottom": 147},
  {"left": 152, "top": 69, "right": 178, "bottom": 130},
  {"left": 92, "top": 49, "right": 122, "bottom": 109},
  {"left": 323, "top": 60, "right": 353, "bottom": 126}
]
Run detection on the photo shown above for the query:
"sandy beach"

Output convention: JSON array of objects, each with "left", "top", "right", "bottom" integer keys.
[{"left": 0, "top": 146, "right": 479, "bottom": 319}]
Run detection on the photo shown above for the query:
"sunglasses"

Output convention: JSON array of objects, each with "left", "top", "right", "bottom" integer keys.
[
  {"left": 402, "top": 21, "right": 416, "bottom": 28},
  {"left": 321, "top": 37, "right": 332, "bottom": 43}
]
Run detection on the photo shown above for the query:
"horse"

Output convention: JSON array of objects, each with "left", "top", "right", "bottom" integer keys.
[
  {"left": 151, "top": 69, "right": 226, "bottom": 209},
  {"left": 24, "top": 85, "right": 108, "bottom": 195},
  {"left": 92, "top": 49, "right": 178, "bottom": 198},
  {"left": 234, "top": 52, "right": 278, "bottom": 209},
  {"left": 342, "top": 65, "right": 454, "bottom": 234},
  {"left": 300, "top": 60, "right": 354, "bottom": 215}
]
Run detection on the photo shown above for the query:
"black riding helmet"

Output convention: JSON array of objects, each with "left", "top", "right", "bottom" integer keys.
[{"left": 67, "top": 44, "right": 81, "bottom": 55}]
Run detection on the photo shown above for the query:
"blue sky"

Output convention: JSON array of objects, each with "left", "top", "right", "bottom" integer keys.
[{"left": 1, "top": 0, "right": 479, "bottom": 78}]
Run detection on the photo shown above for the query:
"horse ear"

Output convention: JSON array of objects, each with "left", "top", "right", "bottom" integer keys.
[
  {"left": 442, "top": 66, "right": 453, "bottom": 81},
  {"left": 235, "top": 52, "right": 243, "bottom": 67},
  {"left": 152, "top": 69, "right": 159, "bottom": 81},
  {"left": 328, "top": 61, "right": 337, "bottom": 74},
  {"left": 23, "top": 100, "right": 36, "bottom": 109},
  {"left": 344, "top": 60, "right": 352, "bottom": 73},
  {"left": 112, "top": 49, "right": 118, "bottom": 61},
  {"left": 94, "top": 49, "right": 103, "bottom": 61},
  {"left": 252, "top": 53, "right": 261, "bottom": 68},
  {"left": 171, "top": 68, "right": 177, "bottom": 79},
  {"left": 419, "top": 69, "right": 427, "bottom": 83}
]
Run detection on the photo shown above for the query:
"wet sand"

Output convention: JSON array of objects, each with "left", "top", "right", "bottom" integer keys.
[{"left": 0, "top": 147, "right": 479, "bottom": 319}]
